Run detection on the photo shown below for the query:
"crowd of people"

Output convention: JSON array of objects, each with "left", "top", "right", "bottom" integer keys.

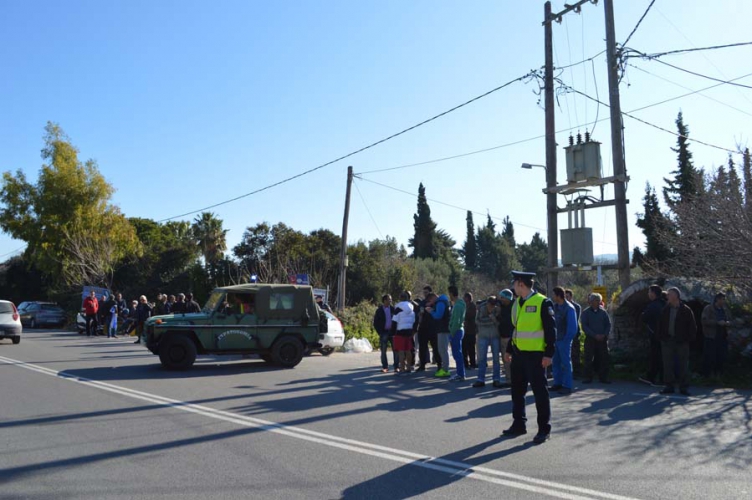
[
  {"left": 372, "top": 273, "right": 728, "bottom": 443},
  {"left": 81, "top": 290, "right": 201, "bottom": 344}
]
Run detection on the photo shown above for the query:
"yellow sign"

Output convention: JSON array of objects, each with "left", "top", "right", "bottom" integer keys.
[{"left": 592, "top": 286, "right": 608, "bottom": 305}]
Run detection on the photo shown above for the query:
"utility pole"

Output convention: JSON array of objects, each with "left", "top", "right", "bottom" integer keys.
[
  {"left": 603, "top": 0, "right": 631, "bottom": 289},
  {"left": 337, "top": 166, "right": 353, "bottom": 312},
  {"left": 544, "top": 1, "right": 558, "bottom": 294}
]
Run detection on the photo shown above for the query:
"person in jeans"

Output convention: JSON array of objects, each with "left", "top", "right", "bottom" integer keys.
[
  {"left": 462, "top": 292, "right": 478, "bottom": 369},
  {"left": 473, "top": 296, "right": 502, "bottom": 388},
  {"left": 429, "top": 291, "right": 452, "bottom": 378},
  {"left": 564, "top": 289, "right": 582, "bottom": 378},
  {"left": 373, "top": 294, "right": 397, "bottom": 373},
  {"left": 657, "top": 287, "right": 697, "bottom": 395},
  {"left": 496, "top": 289, "right": 515, "bottom": 387},
  {"left": 701, "top": 292, "right": 733, "bottom": 378},
  {"left": 447, "top": 285, "right": 466, "bottom": 382},
  {"left": 551, "top": 287, "right": 578, "bottom": 395},
  {"left": 393, "top": 292, "right": 415, "bottom": 374},
  {"left": 580, "top": 293, "right": 611, "bottom": 384}
]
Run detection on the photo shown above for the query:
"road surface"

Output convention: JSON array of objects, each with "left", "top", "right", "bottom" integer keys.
[{"left": 1, "top": 330, "right": 750, "bottom": 499}]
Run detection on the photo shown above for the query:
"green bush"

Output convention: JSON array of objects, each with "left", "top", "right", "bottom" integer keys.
[{"left": 338, "top": 300, "right": 380, "bottom": 348}]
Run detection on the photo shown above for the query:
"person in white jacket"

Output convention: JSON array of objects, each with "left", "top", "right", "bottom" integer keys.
[{"left": 393, "top": 292, "right": 416, "bottom": 374}]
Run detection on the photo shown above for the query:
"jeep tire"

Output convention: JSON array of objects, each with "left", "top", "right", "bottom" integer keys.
[
  {"left": 271, "top": 335, "right": 304, "bottom": 368},
  {"left": 158, "top": 335, "right": 197, "bottom": 370},
  {"left": 11, "top": 336, "right": 20, "bottom": 345}
]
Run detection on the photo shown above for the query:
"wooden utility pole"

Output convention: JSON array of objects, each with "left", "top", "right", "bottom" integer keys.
[
  {"left": 603, "top": 0, "right": 631, "bottom": 289},
  {"left": 337, "top": 166, "right": 354, "bottom": 312},
  {"left": 544, "top": 1, "right": 558, "bottom": 294}
]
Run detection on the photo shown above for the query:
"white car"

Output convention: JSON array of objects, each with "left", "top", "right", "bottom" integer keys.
[
  {"left": 0, "top": 300, "right": 22, "bottom": 344},
  {"left": 318, "top": 310, "right": 345, "bottom": 356}
]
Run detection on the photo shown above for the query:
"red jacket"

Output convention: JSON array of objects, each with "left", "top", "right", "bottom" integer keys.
[{"left": 83, "top": 296, "right": 99, "bottom": 315}]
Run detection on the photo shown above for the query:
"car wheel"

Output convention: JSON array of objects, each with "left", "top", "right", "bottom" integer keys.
[
  {"left": 318, "top": 346, "right": 334, "bottom": 356},
  {"left": 158, "top": 335, "right": 197, "bottom": 370},
  {"left": 12, "top": 336, "right": 20, "bottom": 345},
  {"left": 30, "top": 319, "right": 36, "bottom": 329},
  {"left": 271, "top": 335, "right": 304, "bottom": 368}
]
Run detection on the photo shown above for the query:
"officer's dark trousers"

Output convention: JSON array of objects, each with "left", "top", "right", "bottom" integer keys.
[
  {"left": 510, "top": 351, "right": 551, "bottom": 434},
  {"left": 418, "top": 331, "right": 440, "bottom": 368},
  {"left": 646, "top": 334, "right": 663, "bottom": 383}
]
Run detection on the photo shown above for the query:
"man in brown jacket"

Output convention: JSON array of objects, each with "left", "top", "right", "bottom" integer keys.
[
  {"left": 656, "top": 287, "right": 697, "bottom": 395},
  {"left": 700, "top": 292, "right": 733, "bottom": 378}
]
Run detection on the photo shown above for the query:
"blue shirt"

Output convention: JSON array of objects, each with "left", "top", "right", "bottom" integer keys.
[{"left": 554, "top": 300, "right": 578, "bottom": 341}]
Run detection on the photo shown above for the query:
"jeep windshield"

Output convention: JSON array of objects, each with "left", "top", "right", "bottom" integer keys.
[{"left": 202, "top": 291, "right": 226, "bottom": 314}]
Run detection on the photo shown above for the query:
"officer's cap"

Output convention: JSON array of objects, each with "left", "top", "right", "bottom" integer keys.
[{"left": 511, "top": 271, "right": 536, "bottom": 281}]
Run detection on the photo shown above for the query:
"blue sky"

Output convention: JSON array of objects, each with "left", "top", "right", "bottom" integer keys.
[{"left": 1, "top": 0, "right": 751, "bottom": 264}]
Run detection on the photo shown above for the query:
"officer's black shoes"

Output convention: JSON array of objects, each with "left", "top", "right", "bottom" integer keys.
[
  {"left": 472, "top": 381, "right": 485, "bottom": 388},
  {"left": 680, "top": 389, "right": 690, "bottom": 396},
  {"left": 492, "top": 381, "right": 509, "bottom": 389},
  {"left": 533, "top": 432, "right": 550, "bottom": 444},
  {"left": 660, "top": 386, "right": 675, "bottom": 394},
  {"left": 550, "top": 384, "right": 562, "bottom": 391},
  {"left": 502, "top": 426, "right": 527, "bottom": 437},
  {"left": 558, "top": 387, "right": 572, "bottom": 395},
  {"left": 581, "top": 379, "right": 593, "bottom": 384}
]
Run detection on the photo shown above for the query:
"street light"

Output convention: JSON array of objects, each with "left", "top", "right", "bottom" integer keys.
[{"left": 521, "top": 162, "right": 547, "bottom": 171}]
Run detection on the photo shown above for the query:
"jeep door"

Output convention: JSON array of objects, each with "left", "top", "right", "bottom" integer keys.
[{"left": 211, "top": 291, "right": 258, "bottom": 350}]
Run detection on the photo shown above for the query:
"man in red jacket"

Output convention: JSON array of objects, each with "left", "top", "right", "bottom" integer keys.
[{"left": 83, "top": 290, "right": 99, "bottom": 337}]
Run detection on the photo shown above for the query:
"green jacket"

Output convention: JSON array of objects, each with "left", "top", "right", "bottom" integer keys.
[{"left": 449, "top": 298, "right": 466, "bottom": 333}]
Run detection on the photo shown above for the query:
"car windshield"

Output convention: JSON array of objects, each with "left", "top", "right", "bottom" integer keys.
[
  {"left": 0, "top": 303, "right": 14, "bottom": 313},
  {"left": 203, "top": 291, "right": 226, "bottom": 314}
]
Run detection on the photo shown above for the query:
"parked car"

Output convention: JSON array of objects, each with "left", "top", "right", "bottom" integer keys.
[
  {"left": 19, "top": 302, "right": 67, "bottom": 329},
  {"left": 318, "top": 310, "right": 345, "bottom": 356},
  {"left": 0, "top": 300, "right": 22, "bottom": 344},
  {"left": 145, "top": 284, "right": 327, "bottom": 370}
]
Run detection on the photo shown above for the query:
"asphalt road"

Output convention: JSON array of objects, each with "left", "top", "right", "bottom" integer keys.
[{"left": 1, "top": 330, "right": 750, "bottom": 500}]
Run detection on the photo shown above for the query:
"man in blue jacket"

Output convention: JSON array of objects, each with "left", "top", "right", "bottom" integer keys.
[
  {"left": 551, "top": 287, "right": 578, "bottom": 395},
  {"left": 428, "top": 292, "right": 451, "bottom": 378}
]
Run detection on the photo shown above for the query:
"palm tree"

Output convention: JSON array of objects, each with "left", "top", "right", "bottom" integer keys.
[{"left": 191, "top": 212, "right": 228, "bottom": 267}]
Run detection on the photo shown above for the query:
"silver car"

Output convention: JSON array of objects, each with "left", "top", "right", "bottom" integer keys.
[{"left": 0, "top": 300, "right": 22, "bottom": 344}]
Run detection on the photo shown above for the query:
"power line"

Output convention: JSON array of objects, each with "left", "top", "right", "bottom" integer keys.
[
  {"left": 554, "top": 50, "right": 606, "bottom": 71},
  {"left": 0, "top": 245, "right": 25, "bottom": 259},
  {"left": 624, "top": 48, "right": 752, "bottom": 90},
  {"left": 353, "top": 179, "right": 383, "bottom": 238},
  {"left": 622, "top": 0, "right": 657, "bottom": 48},
  {"left": 156, "top": 70, "right": 536, "bottom": 223},
  {"left": 356, "top": 176, "right": 619, "bottom": 247},
  {"left": 560, "top": 82, "right": 739, "bottom": 154},
  {"left": 358, "top": 70, "right": 752, "bottom": 177},
  {"left": 639, "top": 41, "right": 752, "bottom": 59},
  {"left": 627, "top": 63, "right": 752, "bottom": 118}
]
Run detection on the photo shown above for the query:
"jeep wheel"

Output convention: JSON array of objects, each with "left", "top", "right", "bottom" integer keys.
[
  {"left": 260, "top": 353, "right": 274, "bottom": 364},
  {"left": 271, "top": 335, "right": 304, "bottom": 368},
  {"left": 12, "top": 336, "right": 20, "bottom": 345},
  {"left": 158, "top": 335, "right": 197, "bottom": 370},
  {"left": 318, "top": 346, "right": 334, "bottom": 356}
]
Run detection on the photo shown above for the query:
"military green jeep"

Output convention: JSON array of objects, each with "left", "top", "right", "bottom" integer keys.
[{"left": 144, "top": 284, "right": 327, "bottom": 370}]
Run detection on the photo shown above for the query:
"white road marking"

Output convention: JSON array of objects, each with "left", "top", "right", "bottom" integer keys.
[{"left": 0, "top": 355, "right": 639, "bottom": 500}]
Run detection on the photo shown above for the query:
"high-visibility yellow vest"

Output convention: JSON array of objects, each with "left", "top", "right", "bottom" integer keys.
[{"left": 512, "top": 293, "right": 546, "bottom": 352}]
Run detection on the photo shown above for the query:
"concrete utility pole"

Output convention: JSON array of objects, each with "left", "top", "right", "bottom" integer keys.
[
  {"left": 544, "top": 1, "right": 558, "bottom": 295},
  {"left": 603, "top": 0, "right": 631, "bottom": 289},
  {"left": 337, "top": 166, "right": 354, "bottom": 312}
]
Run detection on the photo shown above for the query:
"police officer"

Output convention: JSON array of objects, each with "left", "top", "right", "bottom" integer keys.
[{"left": 502, "top": 271, "right": 557, "bottom": 444}]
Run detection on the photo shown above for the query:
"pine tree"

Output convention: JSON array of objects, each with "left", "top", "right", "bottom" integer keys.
[
  {"left": 501, "top": 216, "right": 516, "bottom": 249},
  {"left": 742, "top": 148, "right": 752, "bottom": 216},
  {"left": 635, "top": 183, "right": 673, "bottom": 265},
  {"left": 663, "top": 112, "right": 700, "bottom": 208},
  {"left": 726, "top": 156, "right": 743, "bottom": 207},
  {"left": 461, "top": 211, "right": 478, "bottom": 270},
  {"left": 409, "top": 183, "right": 437, "bottom": 259}
]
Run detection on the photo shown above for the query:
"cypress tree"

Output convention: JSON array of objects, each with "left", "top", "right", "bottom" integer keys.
[
  {"left": 636, "top": 182, "right": 674, "bottom": 265},
  {"left": 741, "top": 148, "right": 752, "bottom": 216},
  {"left": 408, "top": 183, "right": 437, "bottom": 259},
  {"left": 501, "top": 215, "right": 516, "bottom": 249},
  {"left": 461, "top": 211, "right": 478, "bottom": 270},
  {"left": 726, "top": 156, "right": 743, "bottom": 207}
]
